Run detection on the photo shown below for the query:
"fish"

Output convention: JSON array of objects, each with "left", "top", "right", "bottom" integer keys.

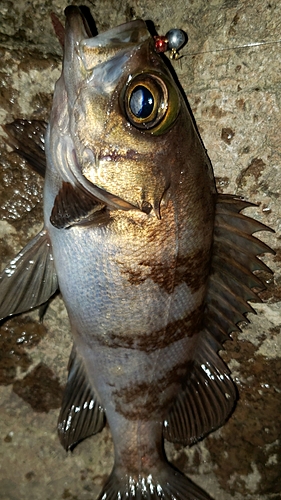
[{"left": 0, "top": 6, "right": 274, "bottom": 500}]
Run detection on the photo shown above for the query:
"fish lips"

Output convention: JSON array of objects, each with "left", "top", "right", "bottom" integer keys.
[
  {"left": 64, "top": 6, "right": 149, "bottom": 52},
  {"left": 64, "top": 6, "right": 151, "bottom": 85}
]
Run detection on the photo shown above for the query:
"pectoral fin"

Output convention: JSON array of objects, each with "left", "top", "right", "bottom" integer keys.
[
  {"left": 50, "top": 179, "right": 139, "bottom": 229},
  {"left": 3, "top": 120, "right": 47, "bottom": 177},
  {"left": 0, "top": 229, "right": 58, "bottom": 320},
  {"left": 58, "top": 346, "right": 106, "bottom": 450},
  {"left": 50, "top": 181, "right": 109, "bottom": 229}
]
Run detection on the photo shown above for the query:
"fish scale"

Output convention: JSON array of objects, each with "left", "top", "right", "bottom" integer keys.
[{"left": 0, "top": 5, "right": 274, "bottom": 500}]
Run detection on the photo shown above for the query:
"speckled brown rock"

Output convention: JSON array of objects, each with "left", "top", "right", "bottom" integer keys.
[{"left": 0, "top": 1, "right": 280, "bottom": 500}]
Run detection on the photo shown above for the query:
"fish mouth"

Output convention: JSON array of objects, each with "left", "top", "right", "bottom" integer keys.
[
  {"left": 64, "top": 5, "right": 149, "bottom": 41},
  {"left": 63, "top": 6, "right": 152, "bottom": 104},
  {"left": 64, "top": 6, "right": 150, "bottom": 69}
]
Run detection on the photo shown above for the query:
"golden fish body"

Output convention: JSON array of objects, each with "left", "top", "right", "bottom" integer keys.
[{"left": 44, "top": 10, "right": 216, "bottom": 498}]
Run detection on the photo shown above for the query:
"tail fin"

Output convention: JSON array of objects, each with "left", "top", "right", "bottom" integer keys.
[{"left": 98, "top": 464, "right": 212, "bottom": 500}]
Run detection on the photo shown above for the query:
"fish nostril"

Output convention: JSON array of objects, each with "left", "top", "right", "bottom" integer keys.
[
  {"left": 141, "top": 201, "right": 152, "bottom": 214},
  {"left": 82, "top": 147, "right": 96, "bottom": 166}
]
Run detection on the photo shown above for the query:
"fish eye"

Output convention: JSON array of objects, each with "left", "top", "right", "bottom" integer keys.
[
  {"left": 122, "top": 73, "right": 180, "bottom": 134},
  {"left": 129, "top": 86, "right": 154, "bottom": 119}
]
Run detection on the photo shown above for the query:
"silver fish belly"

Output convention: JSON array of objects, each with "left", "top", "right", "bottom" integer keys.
[{"left": 0, "top": 6, "right": 274, "bottom": 500}]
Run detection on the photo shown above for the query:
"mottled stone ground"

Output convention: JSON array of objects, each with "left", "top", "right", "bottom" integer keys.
[{"left": 0, "top": 1, "right": 280, "bottom": 499}]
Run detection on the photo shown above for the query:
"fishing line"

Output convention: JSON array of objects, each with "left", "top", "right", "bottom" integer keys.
[
  {"left": 181, "top": 38, "right": 281, "bottom": 58},
  {"left": 100, "top": 1, "right": 281, "bottom": 61}
]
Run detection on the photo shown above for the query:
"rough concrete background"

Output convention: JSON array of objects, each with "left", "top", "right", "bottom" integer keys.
[{"left": 0, "top": 1, "right": 280, "bottom": 499}]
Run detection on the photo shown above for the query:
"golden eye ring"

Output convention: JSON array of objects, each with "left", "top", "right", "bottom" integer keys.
[{"left": 124, "top": 74, "right": 169, "bottom": 130}]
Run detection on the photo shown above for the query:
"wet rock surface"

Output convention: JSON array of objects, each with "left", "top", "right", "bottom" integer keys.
[{"left": 0, "top": 1, "right": 280, "bottom": 499}]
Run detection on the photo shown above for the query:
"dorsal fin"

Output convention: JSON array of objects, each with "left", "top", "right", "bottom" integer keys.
[
  {"left": 2, "top": 120, "right": 47, "bottom": 177},
  {"left": 205, "top": 193, "right": 274, "bottom": 343},
  {"left": 50, "top": 12, "right": 65, "bottom": 47},
  {"left": 164, "top": 193, "right": 274, "bottom": 445}
]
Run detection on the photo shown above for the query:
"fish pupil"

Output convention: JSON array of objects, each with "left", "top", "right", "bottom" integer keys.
[{"left": 129, "top": 85, "right": 154, "bottom": 119}]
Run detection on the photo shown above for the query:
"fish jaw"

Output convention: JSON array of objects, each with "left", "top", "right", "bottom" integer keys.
[
  {"left": 46, "top": 6, "right": 187, "bottom": 216},
  {"left": 63, "top": 7, "right": 150, "bottom": 105}
]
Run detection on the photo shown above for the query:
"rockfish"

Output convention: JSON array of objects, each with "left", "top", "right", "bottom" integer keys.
[{"left": 0, "top": 6, "right": 273, "bottom": 500}]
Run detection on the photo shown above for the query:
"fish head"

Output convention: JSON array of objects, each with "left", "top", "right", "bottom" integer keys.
[{"left": 49, "top": 6, "right": 185, "bottom": 216}]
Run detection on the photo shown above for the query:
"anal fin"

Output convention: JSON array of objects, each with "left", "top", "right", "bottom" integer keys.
[
  {"left": 58, "top": 346, "right": 106, "bottom": 451},
  {"left": 163, "top": 330, "right": 236, "bottom": 445},
  {"left": 0, "top": 229, "right": 58, "bottom": 320}
]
